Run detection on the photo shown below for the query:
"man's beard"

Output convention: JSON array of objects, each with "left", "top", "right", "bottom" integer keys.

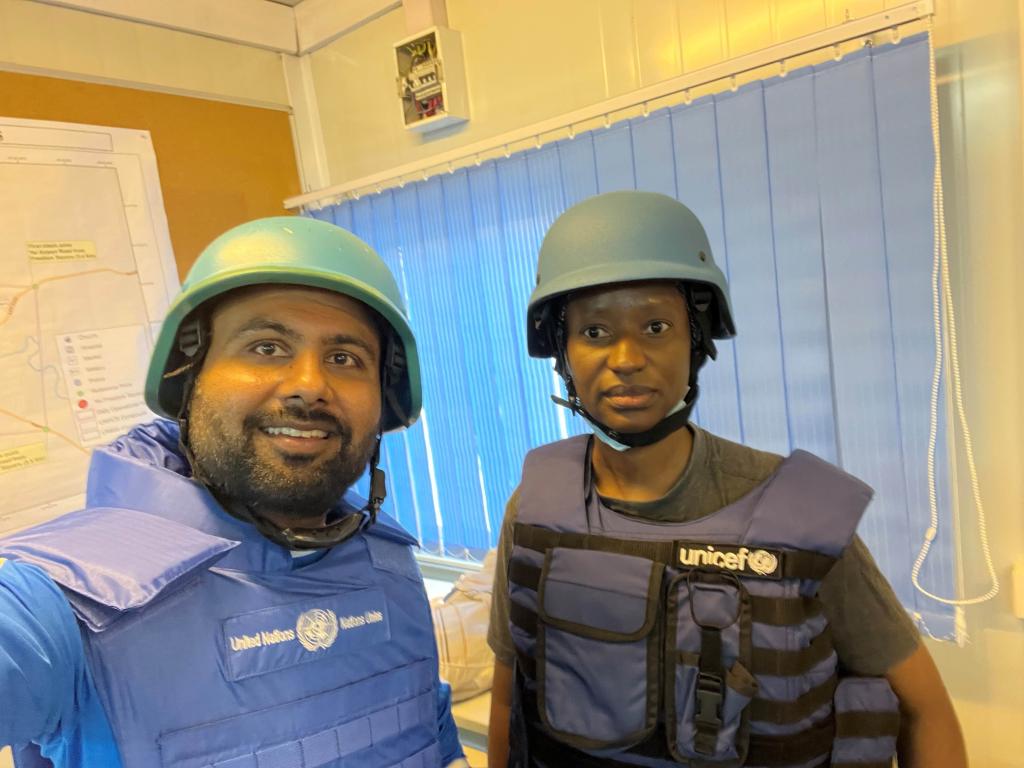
[{"left": 187, "top": 389, "right": 378, "bottom": 524}]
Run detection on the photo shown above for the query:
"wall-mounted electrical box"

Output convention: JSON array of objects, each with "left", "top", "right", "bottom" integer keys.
[{"left": 394, "top": 26, "right": 469, "bottom": 133}]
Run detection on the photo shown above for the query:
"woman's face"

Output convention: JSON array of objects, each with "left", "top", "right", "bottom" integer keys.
[{"left": 564, "top": 281, "right": 691, "bottom": 434}]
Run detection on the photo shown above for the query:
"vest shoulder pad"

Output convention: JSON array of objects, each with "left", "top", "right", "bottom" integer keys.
[
  {"left": 519, "top": 435, "right": 590, "bottom": 526},
  {"left": 366, "top": 511, "right": 419, "bottom": 548},
  {"left": 337, "top": 488, "right": 417, "bottom": 547},
  {"left": 747, "top": 450, "right": 874, "bottom": 556},
  {"left": 1, "top": 506, "right": 239, "bottom": 630},
  {"left": 361, "top": 512, "right": 421, "bottom": 581}
]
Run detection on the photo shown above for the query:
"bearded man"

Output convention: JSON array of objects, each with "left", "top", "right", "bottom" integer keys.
[{"left": 0, "top": 217, "right": 467, "bottom": 768}]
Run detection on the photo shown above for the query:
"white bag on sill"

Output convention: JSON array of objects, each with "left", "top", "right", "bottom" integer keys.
[{"left": 431, "top": 549, "right": 497, "bottom": 702}]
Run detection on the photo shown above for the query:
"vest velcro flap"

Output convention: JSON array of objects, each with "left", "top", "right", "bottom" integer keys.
[
  {"left": 1, "top": 506, "right": 239, "bottom": 630},
  {"left": 538, "top": 547, "right": 662, "bottom": 642}
]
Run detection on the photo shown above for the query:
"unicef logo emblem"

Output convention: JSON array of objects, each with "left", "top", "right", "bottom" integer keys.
[
  {"left": 296, "top": 608, "right": 339, "bottom": 652},
  {"left": 748, "top": 550, "right": 779, "bottom": 577}
]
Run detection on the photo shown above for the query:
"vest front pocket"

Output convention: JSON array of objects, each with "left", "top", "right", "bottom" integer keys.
[
  {"left": 535, "top": 546, "right": 663, "bottom": 750},
  {"left": 666, "top": 571, "right": 756, "bottom": 764}
]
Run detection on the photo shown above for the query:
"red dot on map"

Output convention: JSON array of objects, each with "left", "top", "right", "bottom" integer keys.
[{"left": 77, "top": 399, "right": 88, "bottom": 409}]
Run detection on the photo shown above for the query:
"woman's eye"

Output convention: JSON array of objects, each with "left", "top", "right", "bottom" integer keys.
[
  {"left": 329, "top": 352, "right": 360, "bottom": 367},
  {"left": 581, "top": 326, "right": 609, "bottom": 340}
]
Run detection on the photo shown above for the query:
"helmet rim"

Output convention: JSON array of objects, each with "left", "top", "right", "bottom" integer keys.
[{"left": 526, "top": 192, "right": 736, "bottom": 360}]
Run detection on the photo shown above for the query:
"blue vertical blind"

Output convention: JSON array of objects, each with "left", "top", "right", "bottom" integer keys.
[{"left": 312, "top": 35, "right": 955, "bottom": 636}]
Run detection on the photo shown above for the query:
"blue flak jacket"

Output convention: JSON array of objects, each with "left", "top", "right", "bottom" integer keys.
[
  {"left": 507, "top": 434, "right": 901, "bottom": 767},
  {"left": 0, "top": 419, "right": 464, "bottom": 768}
]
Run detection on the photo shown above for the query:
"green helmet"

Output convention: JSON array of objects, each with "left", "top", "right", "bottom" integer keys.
[
  {"left": 527, "top": 191, "right": 735, "bottom": 358},
  {"left": 145, "top": 216, "right": 420, "bottom": 432}
]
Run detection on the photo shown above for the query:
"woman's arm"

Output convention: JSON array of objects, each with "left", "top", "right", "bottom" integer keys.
[
  {"left": 487, "top": 659, "right": 514, "bottom": 768},
  {"left": 886, "top": 642, "right": 968, "bottom": 767}
]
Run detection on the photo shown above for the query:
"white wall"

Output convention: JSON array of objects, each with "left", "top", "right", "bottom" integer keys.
[{"left": 305, "top": 0, "right": 938, "bottom": 185}]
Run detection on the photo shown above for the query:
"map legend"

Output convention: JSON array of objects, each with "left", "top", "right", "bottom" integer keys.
[{"left": 56, "top": 325, "right": 152, "bottom": 447}]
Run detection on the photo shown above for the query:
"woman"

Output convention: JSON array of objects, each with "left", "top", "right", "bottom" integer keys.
[{"left": 487, "top": 191, "right": 966, "bottom": 767}]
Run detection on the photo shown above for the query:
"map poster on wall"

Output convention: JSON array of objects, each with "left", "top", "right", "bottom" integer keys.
[{"left": 0, "top": 117, "right": 181, "bottom": 535}]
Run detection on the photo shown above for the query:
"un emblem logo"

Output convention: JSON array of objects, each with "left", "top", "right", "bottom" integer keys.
[
  {"left": 296, "top": 608, "right": 339, "bottom": 652},
  {"left": 748, "top": 549, "right": 780, "bottom": 577}
]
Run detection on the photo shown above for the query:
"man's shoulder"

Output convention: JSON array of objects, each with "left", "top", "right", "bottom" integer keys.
[
  {"left": 0, "top": 556, "right": 66, "bottom": 601},
  {"left": 99, "top": 418, "right": 190, "bottom": 473},
  {"left": 1, "top": 507, "right": 238, "bottom": 627},
  {"left": 697, "top": 427, "right": 785, "bottom": 486},
  {"left": 364, "top": 509, "right": 419, "bottom": 547}
]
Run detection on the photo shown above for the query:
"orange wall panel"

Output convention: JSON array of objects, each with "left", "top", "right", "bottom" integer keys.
[{"left": 0, "top": 71, "right": 301, "bottom": 279}]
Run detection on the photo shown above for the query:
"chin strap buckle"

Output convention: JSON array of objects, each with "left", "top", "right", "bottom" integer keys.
[
  {"left": 549, "top": 394, "right": 584, "bottom": 416},
  {"left": 367, "top": 465, "right": 386, "bottom": 521}
]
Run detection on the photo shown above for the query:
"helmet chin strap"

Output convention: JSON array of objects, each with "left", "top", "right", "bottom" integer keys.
[{"left": 233, "top": 437, "right": 386, "bottom": 551}]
